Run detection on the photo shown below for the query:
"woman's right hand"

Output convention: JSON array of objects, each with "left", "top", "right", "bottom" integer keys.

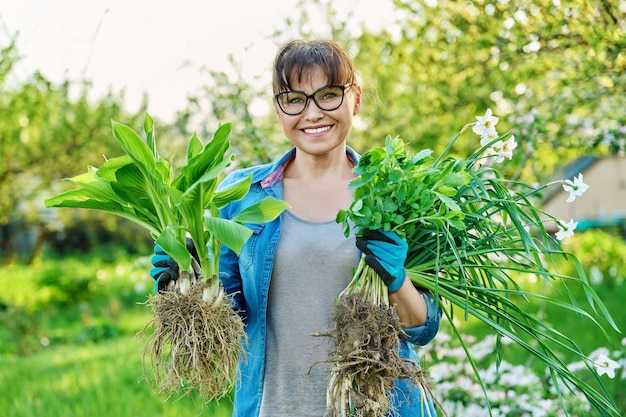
[{"left": 150, "top": 244, "right": 179, "bottom": 293}]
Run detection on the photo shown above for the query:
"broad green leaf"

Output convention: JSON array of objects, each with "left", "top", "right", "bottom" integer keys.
[
  {"left": 181, "top": 126, "right": 231, "bottom": 185},
  {"left": 44, "top": 192, "right": 159, "bottom": 233},
  {"left": 231, "top": 197, "right": 290, "bottom": 225},
  {"left": 154, "top": 157, "right": 173, "bottom": 185},
  {"left": 144, "top": 112, "right": 156, "bottom": 157},
  {"left": 111, "top": 120, "right": 156, "bottom": 173},
  {"left": 95, "top": 155, "right": 134, "bottom": 181},
  {"left": 213, "top": 175, "right": 252, "bottom": 208},
  {"left": 212, "top": 122, "right": 234, "bottom": 143},
  {"left": 186, "top": 132, "right": 203, "bottom": 161},
  {"left": 45, "top": 189, "right": 121, "bottom": 209},
  {"left": 181, "top": 155, "right": 233, "bottom": 202},
  {"left": 156, "top": 226, "right": 191, "bottom": 271},
  {"left": 65, "top": 168, "right": 119, "bottom": 203},
  {"left": 204, "top": 216, "right": 253, "bottom": 255}
]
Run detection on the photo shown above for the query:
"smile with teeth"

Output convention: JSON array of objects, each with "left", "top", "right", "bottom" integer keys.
[{"left": 303, "top": 125, "right": 331, "bottom": 134}]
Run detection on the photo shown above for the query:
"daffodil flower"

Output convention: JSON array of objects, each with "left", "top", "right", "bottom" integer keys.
[
  {"left": 473, "top": 108, "right": 499, "bottom": 138},
  {"left": 480, "top": 131, "right": 499, "bottom": 148},
  {"left": 562, "top": 173, "right": 590, "bottom": 203},
  {"left": 493, "top": 135, "right": 518, "bottom": 162},
  {"left": 555, "top": 219, "right": 578, "bottom": 240},
  {"left": 593, "top": 354, "right": 620, "bottom": 379}
]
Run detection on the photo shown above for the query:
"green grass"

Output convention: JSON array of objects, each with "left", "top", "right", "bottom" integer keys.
[
  {"left": 0, "top": 337, "right": 233, "bottom": 417},
  {"left": 0, "top": 249, "right": 233, "bottom": 417}
]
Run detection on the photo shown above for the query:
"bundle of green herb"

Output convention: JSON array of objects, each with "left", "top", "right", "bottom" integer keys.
[
  {"left": 44, "top": 114, "right": 288, "bottom": 402},
  {"left": 329, "top": 112, "right": 619, "bottom": 417}
]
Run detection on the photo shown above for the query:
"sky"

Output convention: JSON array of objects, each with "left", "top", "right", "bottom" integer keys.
[{"left": 1, "top": 0, "right": 398, "bottom": 122}]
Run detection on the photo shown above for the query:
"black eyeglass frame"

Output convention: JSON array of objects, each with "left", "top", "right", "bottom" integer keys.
[{"left": 274, "top": 84, "right": 352, "bottom": 116}]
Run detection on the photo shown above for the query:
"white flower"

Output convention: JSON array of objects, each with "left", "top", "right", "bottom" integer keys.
[
  {"left": 480, "top": 131, "right": 499, "bottom": 147},
  {"left": 473, "top": 108, "right": 499, "bottom": 138},
  {"left": 555, "top": 219, "right": 578, "bottom": 240},
  {"left": 562, "top": 173, "right": 590, "bottom": 203},
  {"left": 594, "top": 354, "right": 620, "bottom": 378},
  {"left": 493, "top": 135, "right": 518, "bottom": 162}
]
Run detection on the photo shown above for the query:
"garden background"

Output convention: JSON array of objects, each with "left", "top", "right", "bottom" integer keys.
[{"left": 1, "top": 0, "right": 625, "bottom": 416}]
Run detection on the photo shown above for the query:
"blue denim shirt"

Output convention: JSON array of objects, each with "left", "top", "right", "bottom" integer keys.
[{"left": 218, "top": 147, "right": 442, "bottom": 417}]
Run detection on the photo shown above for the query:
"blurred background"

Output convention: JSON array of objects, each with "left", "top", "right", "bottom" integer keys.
[{"left": 0, "top": 0, "right": 624, "bottom": 416}]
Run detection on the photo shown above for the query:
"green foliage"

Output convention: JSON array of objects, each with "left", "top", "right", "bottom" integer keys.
[
  {"left": 560, "top": 229, "right": 626, "bottom": 288},
  {"left": 36, "top": 263, "right": 99, "bottom": 306},
  {"left": 0, "top": 35, "right": 148, "bottom": 261},
  {"left": 171, "top": 0, "right": 624, "bottom": 186},
  {"left": 45, "top": 115, "right": 288, "bottom": 282},
  {"left": 175, "top": 60, "right": 289, "bottom": 168},
  {"left": 337, "top": 121, "right": 620, "bottom": 415},
  {"left": 353, "top": 0, "right": 625, "bottom": 176},
  {"left": 337, "top": 135, "right": 468, "bottom": 236},
  {"left": 0, "top": 246, "right": 623, "bottom": 415}
]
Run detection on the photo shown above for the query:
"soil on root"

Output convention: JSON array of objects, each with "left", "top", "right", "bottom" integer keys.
[
  {"left": 324, "top": 293, "right": 427, "bottom": 417},
  {"left": 140, "top": 279, "right": 245, "bottom": 402}
]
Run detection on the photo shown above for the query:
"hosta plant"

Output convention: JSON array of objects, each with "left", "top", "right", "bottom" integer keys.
[{"left": 44, "top": 114, "right": 288, "bottom": 401}]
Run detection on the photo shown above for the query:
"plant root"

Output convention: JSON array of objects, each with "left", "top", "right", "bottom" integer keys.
[
  {"left": 324, "top": 293, "right": 428, "bottom": 417},
  {"left": 140, "top": 278, "right": 245, "bottom": 402}
]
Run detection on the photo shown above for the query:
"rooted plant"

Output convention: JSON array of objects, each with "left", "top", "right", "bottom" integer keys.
[
  {"left": 142, "top": 273, "right": 245, "bottom": 401},
  {"left": 319, "top": 250, "right": 434, "bottom": 417},
  {"left": 324, "top": 293, "right": 426, "bottom": 417},
  {"left": 45, "top": 115, "right": 288, "bottom": 401},
  {"left": 333, "top": 113, "right": 620, "bottom": 416}
]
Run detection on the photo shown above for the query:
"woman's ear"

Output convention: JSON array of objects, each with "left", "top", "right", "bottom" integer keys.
[
  {"left": 352, "top": 84, "right": 363, "bottom": 115},
  {"left": 273, "top": 99, "right": 282, "bottom": 121}
]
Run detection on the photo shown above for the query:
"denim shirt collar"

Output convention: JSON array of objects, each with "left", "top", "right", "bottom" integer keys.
[{"left": 259, "top": 146, "right": 361, "bottom": 189}]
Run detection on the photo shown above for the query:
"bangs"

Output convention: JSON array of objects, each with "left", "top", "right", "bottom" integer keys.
[{"left": 273, "top": 40, "right": 356, "bottom": 93}]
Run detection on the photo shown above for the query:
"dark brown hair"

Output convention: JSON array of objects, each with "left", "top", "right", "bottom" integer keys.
[{"left": 272, "top": 40, "right": 357, "bottom": 93}]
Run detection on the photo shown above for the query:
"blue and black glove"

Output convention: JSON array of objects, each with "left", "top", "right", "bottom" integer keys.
[
  {"left": 150, "top": 245, "right": 179, "bottom": 293},
  {"left": 355, "top": 229, "right": 407, "bottom": 293},
  {"left": 149, "top": 238, "right": 199, "bottom": 293}
]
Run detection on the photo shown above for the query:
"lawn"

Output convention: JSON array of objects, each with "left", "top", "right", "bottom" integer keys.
[{"left": 0, "top": 248, "right": 233, "bottom": 417}]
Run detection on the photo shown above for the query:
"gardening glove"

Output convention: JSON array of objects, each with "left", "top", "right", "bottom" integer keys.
[
  {"left": 356, "top": 229, "right": 407, "bottom": 293},
  {"left": 150, "top": 244, "right": 179, "bottom": 293},
  {"left": 150, "top": 238, "right": 199, "bottom": 293}
]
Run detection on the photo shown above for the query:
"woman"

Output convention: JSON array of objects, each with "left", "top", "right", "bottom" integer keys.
[{"left": 152, "top": 39, "right": 441, "bottom": 417}]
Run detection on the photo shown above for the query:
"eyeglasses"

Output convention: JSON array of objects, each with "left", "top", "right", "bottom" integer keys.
[{"left": 274, "top": 84, "right": 351, "bottom": 116}]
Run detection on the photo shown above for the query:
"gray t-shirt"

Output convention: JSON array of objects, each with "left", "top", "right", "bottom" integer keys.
[{"left": 259, "top": 210, "right": 357, "bottom": 417}]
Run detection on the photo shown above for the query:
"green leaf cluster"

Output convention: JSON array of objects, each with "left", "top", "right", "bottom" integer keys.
[
  {"left": 337, "top": 135, "right": 470, "bottom": 238},
  {"left": 44, "top": 114, "right": 288, "bottom": 283}
]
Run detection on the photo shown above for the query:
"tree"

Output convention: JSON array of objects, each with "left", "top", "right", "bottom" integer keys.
[
  {"left": 0, "top": 35, "right": 146, "bottom": 261},
  {"left": 350, "top": 0, "right": 625, "bottom": 178}
]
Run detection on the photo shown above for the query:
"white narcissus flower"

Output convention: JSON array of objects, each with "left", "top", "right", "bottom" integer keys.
[
  {"left": 562, "top": 173, "right": 590, "bottom": 203},
  {"left": 473, "top": 108, "right": 499, "bottom": 138},
  {"left": 555, "top": 219, "right": 578, "bottom": 240},
  {"left": 494, "top": 135, "right": 518, "bottom": 162},
  {"left": 594, "top": 354, "right": 620, "bottom": 379},
  {"left": 480, "top": 131, "right": 499, "bottom": 148}
]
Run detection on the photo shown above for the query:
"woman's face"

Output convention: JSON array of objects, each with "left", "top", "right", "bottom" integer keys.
[{"left": 273, "top": 66, "right": 362, "bottom": 158}]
